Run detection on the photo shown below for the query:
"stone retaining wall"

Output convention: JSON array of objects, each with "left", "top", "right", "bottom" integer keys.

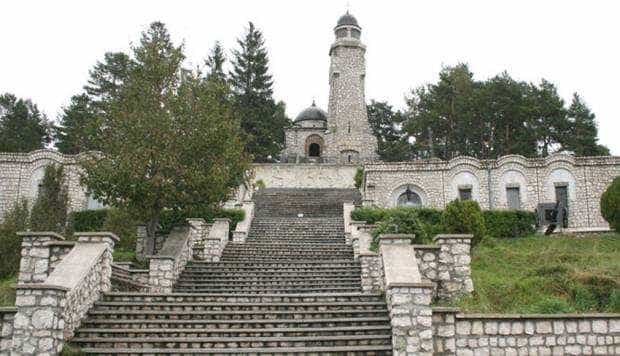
[
  {"left": 0, "top": 307, "right": 16, "bottom": 355},
  {"left": 432, "top": 308, "right": 620, "bottom": 355}
]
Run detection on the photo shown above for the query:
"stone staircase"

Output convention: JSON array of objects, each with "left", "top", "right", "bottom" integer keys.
[{"left": 71, "top": 188, "right": 392, "bottom": 354}]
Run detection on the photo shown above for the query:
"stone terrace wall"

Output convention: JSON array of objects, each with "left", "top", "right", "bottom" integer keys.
[
  {"left": 363, "top": 154, "right": 620, "bottom": 229},
  {"left": 0, "top": 150, "right": 88, "bottom": 219},
  {"left": 252, "top": 163, "right": 358, "bottom": 189},
  {"left": 0, "top": 307, "right": 16, "bottom": 354},
  {"left": 432, "top": 308, "right": 620, "bottom": 355}
]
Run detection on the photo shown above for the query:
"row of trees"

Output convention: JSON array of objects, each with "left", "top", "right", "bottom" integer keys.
[
  {"left": 368, "top": 64, "right": 609, "bottom": 161},
  {"left": 1, "top": 22, "right": 288, "bottom": 162}
]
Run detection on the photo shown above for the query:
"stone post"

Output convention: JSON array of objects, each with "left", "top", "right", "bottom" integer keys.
[
  {"left": 135, "top": 225, "right": 147, "bottom": 261},
  {"left": 232, "top": 200, "right": 254, "bottom": 244},
  {"left": 187, "top": 218, "right": 207, "bottom": 259},
  {"left": 379, "top": 234, "right": 434, "bottom": 355},
  {"left": 431, "top": 307, "right": 459, "bottom": 354},
  {"left": 204, "top": 218, "right": 230, "bottom": 262},
  {"left": 358, "top": 224, "right": 383, "bottom": 293},
  {"left": 17, "top": 232, "right": 65, "bottom": 284},
  {"left": 349, "top": 220, "right": 366, "bottom": 248},
  {"left": 433, "top": 234, "right": 474, "bottom": 300},
  {"left": 148, "top": 257, "right": 175, "bottom": 293},
  {"left": 343, "top": 201, "right": 355, "bottom": 235},
  {"left": 75, "top": 232, "right": 118, "bottom": 294},
  {"left": 11, "top": 285, "right": 68, "bottom": 355}
]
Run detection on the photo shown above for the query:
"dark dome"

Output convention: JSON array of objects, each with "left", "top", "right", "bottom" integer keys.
[
  {"left": 295, "top": 102, "right": 327, "bottom": 122},
  {"left": 336, "top": 11, "right": 359, "bottom": 27}
]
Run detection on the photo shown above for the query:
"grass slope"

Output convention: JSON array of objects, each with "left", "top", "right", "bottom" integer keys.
[
  {"left": 0, "top": 276, "right": 16, "bottom": 307},
  {"left": 456, "top": 233, "right": 620, "bottom": 314}
]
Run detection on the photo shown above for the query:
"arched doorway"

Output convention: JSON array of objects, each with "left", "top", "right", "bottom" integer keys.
[
  {"left": 305, "top": 134, "right": 325, "bottom": 158},
  {"left": 308, "top": 143, "right": 321, "bottom": 157}
]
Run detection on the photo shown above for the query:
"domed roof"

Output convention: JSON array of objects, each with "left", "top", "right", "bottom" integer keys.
[
  {"left": 295, "top": 101, "right": 327, "bottom": 123},
  {"left": 336, "top": 11, "right": 359, "bottom": 27}
]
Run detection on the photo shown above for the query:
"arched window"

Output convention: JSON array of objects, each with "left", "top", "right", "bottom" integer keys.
[
  {"left": 397, "top": 186, "right": 422, "bottom": 207},
  {"left": 308, "top": 143, "right": 321, "bottom": 157}
]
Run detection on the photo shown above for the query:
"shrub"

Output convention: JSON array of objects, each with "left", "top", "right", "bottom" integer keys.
[
  {"left": 442, "top": 200, "right": 486, "bottom": 246},
  {"left": 600, "top": 176, "right": 620, "bottom": 231},
  {"left": 354, "top": 167, "right": 363, "bottom": 189},
  {"left": 0, "top": 200, "right": 30, "bottom": 279},
  {"left": 103, "top": 209, "right": 137, "bottom": 251},
  {"left": 369, "top": 208, "right": 432, "bottom": 250},
  {"left": 483, "top": 210, "right": 536, "bottom": 239},
  {"left": 159, "top": 208, "right": 245, "bottom": 234},
  {"left": 30, "top": 164, "right": 68, "bottom": 233},
  {"left": 69, "top": 209, "right": 108, "bottom": 232},
  {"left": 351, "top": 206, "right": 388, "bottom": 224}
]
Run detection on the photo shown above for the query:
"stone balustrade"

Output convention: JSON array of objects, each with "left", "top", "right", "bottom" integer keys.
[
  {"left": 16, "top": 232, "right": 65, "bottom": 284},
  {"left": 204, "top": 218, "right": 230, "bottom": 262},
  {"left": 187, "top": 218, "right": 210, "bottom": 260},
  {"left": 10, "top": 231, "right": 118, "bottom": 355},
  {"left": 232, "top": 200, "right": 255, "bottom": 244},
  {"left": 148, "top": 226, "right": 192, "bottom": 293}
]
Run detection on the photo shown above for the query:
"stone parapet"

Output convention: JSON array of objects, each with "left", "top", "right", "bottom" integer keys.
[
  {"left": 16, "top": 232, "right": 65, "bottom": 284},
  {"left": 386, "top": 283, "right": 435, "bottom": 355},
  {"left": 232, "top": 201, "right": 254, "bottom": 244},
  {"left": 148, "top": 226, "right": 192, "bottom": 293},
  {"left": 186, "top": 218, "right": 209, "bottom": 260},
  {"left": 204, "top": 219, "right": 230, "bottom": 262},
  {"left": 359, "top": 253, "right": 383, "bottom": 293},
  {"left": 433, "top": 234, "right": 474, "bottom": 300}
]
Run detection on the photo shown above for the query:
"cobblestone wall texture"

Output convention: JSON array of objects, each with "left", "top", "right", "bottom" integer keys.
[{"left": 364, "top": 154, "right": 620, "bottom": 229}]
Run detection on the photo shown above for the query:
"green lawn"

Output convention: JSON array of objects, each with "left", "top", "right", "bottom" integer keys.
[
  {"left": 0, "top": 276, "right": 16, "bottom": 307},
  {"left": 455, "top": 233, "right": 620, "bottom": 314}
]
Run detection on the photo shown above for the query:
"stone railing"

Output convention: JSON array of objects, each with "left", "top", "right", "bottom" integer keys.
[
  {"left": 232, "top": 200, "right": 255, "bottom": 244},
  {"left": 432, "top": 308, "right": 620, "bottom": 355},
  {"left": 343, "top": 202, "right": 355, "bottom": 243},
  {"left": 187, "top": 218, "right": 210, "bottom": 260},
  {"left": 0, "top": 307, "right": 16, "bottom": 353},
  {"left": 10, "top": 231, "right": 118, "bottom": 355},
  {"left": 148, "top": 226, "right": 192, "bottom": 293},
  {"left": 203, "top": 218, "right": 230, "bottom": 262},
  {"left": 111, "top": 262, "right": 149, "bottom": 291}
]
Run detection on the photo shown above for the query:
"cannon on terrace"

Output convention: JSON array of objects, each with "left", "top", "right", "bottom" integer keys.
[{"left": 536, "top": 201, "right": 568, "bottom": 235}]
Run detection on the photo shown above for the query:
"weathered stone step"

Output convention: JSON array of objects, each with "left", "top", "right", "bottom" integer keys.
[
  {"left": 172, "top": 287, "right": 362, "bottom": 294},
  {"left": 79, "top": 316, "right": 391, "bottom": 329},
  {"left": 94, "top": 301, "right": 385, "bottom": 310},
  {"left": 75, "top": 324, "right": 392, "bottom": 338},
  {"left": 86, "top": 308, "right": 387, "bottom": 320},
  {"left": 102, "top": 292, "right": 382, "bottom": 302},
  {"left": 71, "top": 334, "right": 391, "bottom": 348},
  {"left": 176, "top": 277, "right": 361, "bottom": 284},
  {"left": 77, "top": 344, "right": 392, "bottom": 354}
]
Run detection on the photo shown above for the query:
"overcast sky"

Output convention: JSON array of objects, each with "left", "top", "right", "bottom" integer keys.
[{"left": 2, "top": 0, "right": 619, "bottom": 154}]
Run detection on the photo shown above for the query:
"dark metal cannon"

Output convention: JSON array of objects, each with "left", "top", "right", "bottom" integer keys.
[{"left": 536, "top": 202, "right": 568, "bottom": 235}]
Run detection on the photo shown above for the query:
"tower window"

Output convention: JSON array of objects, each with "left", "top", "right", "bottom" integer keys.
[
  {"left": 348, "top": 122, "right": 351, "bottom": 133},
  {"left": 351, "top": 28, "right": 361, "bottom": 39},
  {"left": 336, "top": 28, "right": 347, "bottom": 39},
  {"left": 308, "top": 143, "right": 321, "bottom": 157}
]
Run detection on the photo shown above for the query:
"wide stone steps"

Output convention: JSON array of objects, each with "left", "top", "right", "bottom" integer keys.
[
  {"left": 75, "top": 325, "right": 392, "bottom": 338},
  {"left": 173, "top": 286, "right": 362, "bottom": 294},
  {"left": 176, "top": 277, "right": 361, "bottom": 285},
  {"left": 77, "top": 345, "right": 392, "bottom": 354}
]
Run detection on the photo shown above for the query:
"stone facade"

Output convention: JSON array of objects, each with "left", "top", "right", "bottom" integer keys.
[
  {"left": 0, "top": 150, "right": 91, "bottom": 220},
  {"left": 363, "top": 154, "right": 620, "bottom": 230},
  {"left": 432, "top": 309, "right": 620, "bottom": 355},
  {"left": 252, "top": 163, "right": 358, "bottom": 189}
]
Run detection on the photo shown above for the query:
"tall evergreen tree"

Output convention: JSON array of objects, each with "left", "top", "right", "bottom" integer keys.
[
  {"left": 528, "top": 79, "right": 567, "bottom": 156},
  {"left": 85, "top": 52, "right": 133, "bottom": 104},
  {"left": 0, "top": 93, "right": 51, "bottom": 152},
  {"left": 564, "top": 93, "right": 609, "bottom": 156},
  {"left": 205, "top": 41, "right": 227, "bottom": 83},
  {"left": 55, "top": 94, "right": 100, "bottom": 154},
  {"left": 367, "top": 100, "right": 411, "bottom": 161},
  {"left": 81, "top": 22, "right": 250, "bottom": 255},
  {"left": 30, "top": 164, "right": 68, "bottom": 233},
  {"left": 230, "top": 22, "right": 290, "bottom": 161}
]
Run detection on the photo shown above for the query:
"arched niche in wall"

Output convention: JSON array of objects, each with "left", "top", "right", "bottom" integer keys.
[
  {"left": 499, "top": 169, "right": 528, "bottom": 209},
  {"left": 390, "top": 184, "right": 427, "bottom": 208},
  {"left": 305, "top": 134, "right": 325, "bottom": 158},
  {"left": 450, "top": 170, "right": 480, "bottom": 201},
  {"left": 544, "top": 168, "right": 576, "bottom": 205}
]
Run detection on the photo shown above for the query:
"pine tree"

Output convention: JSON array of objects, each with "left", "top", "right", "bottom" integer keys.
[
  {"left": 85, "top": 52, "right": 133, "bottom": 104},
  {"left": 367, "top": 100, "right": 411, "bottom": 161},
  {"left": 55, "top": 94, "right": 100, "bottom": 154},
  {"left": 564, "top": 93, "right": 609, "bottom": 156},
  {"left": 230, "top": 22, "right": 290, "bottom": 161},
  {"left": 0, "top": 93, "right": 52, "bottom": 152},
  {"left": 30, "top": 165, "right": 68, "bottom": 233},
  {"left": 205, "top": 41, "right": 227, "bottom": 83},
  {"left": 528, "top": 80, "right": 568, "bottom": 156}
]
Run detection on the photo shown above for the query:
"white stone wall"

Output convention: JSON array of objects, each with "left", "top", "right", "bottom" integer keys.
[
  {"left": 364, "top": 154, "right": 620, "bottom": 229},
  {"left": 0, "top": 150, "right": 88, "bottom": 220},
  {"left": 252, "top": 163, "right": 359, "bottom": 189}
]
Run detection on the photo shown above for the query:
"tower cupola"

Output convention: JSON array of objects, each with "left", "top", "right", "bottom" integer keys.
[{"left": 334, "top": 11, "right": 362, "bottom": 41}]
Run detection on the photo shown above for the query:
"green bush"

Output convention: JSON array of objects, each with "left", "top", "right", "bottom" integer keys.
[
  {"left": 370, "top": 208, "right": 427, "bottom": 250},
  {"left": 354, "top": 167, "right": 363, "bottom": 189},
  {"left": 103, "top": 209, "right": 137, "bottom": 251},
  {"left": 159, "top": 207, "right": 245, "bottom": 234},
  {"left": 0, "top": 200, "right": 30, "bottom": 279},
  {"left": 30, "top": 164, "right": 68, "bottom": 233},
  {"left": 69, "top": 209, "right": 108, "bottom": 232},
  {"left": 600, "top": 176, "right": 620, "bottom": 231},
  {"left": 442, "top": 200, "right": 486, "bottom": 246},
  {"left": 483, "top": 210, "right": 536, "bottom": 239}
]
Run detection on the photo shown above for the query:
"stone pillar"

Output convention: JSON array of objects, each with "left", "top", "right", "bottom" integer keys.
[
  {"left": 148, "top": 257, "right": 175, "bottom": 293},
  {"left": 135, "top": 225, "right": 147, "bottom": 261},
  {"left": 17, "top": 232, "right": 65, "bottom": 284},
  {"left": 343, "top": 202, "right": 355, "bottom": 235},
  {"left": 359, "top": 253, "right": 384, "bottom": 293},
  {"left": 187, "top": 218, "right": 207, "bottom": 259},
  {"left": 11, "top": 285, "right": 68, "bottom": 355},
  {"left": 431, "top": 307, "right": 458, "bottom": 355},
  {"left": 386, "top": 283, "right": 435, "bottom": 355},
  {"left": 75, "top": 232, "right": 118, "bottom": 294},
  {"left": 204, "top": 218, "right": 230, "bottom": 262},
  {"left": 434, "top": 234, "right": 474, "bottom": 300},
  {"left": 349, "top": 220, "right": 366, "bottom": 248}
]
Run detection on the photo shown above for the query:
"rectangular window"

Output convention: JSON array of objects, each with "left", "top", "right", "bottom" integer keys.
[
  {"left": 555, "top": 184, "right": 568, "bottom": 208},
  {"left": 506, "top": 187, "right": 521, "bottom": 210},
  {"left": 458, "top": 187, "right": 472, "bottom": 201}
]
